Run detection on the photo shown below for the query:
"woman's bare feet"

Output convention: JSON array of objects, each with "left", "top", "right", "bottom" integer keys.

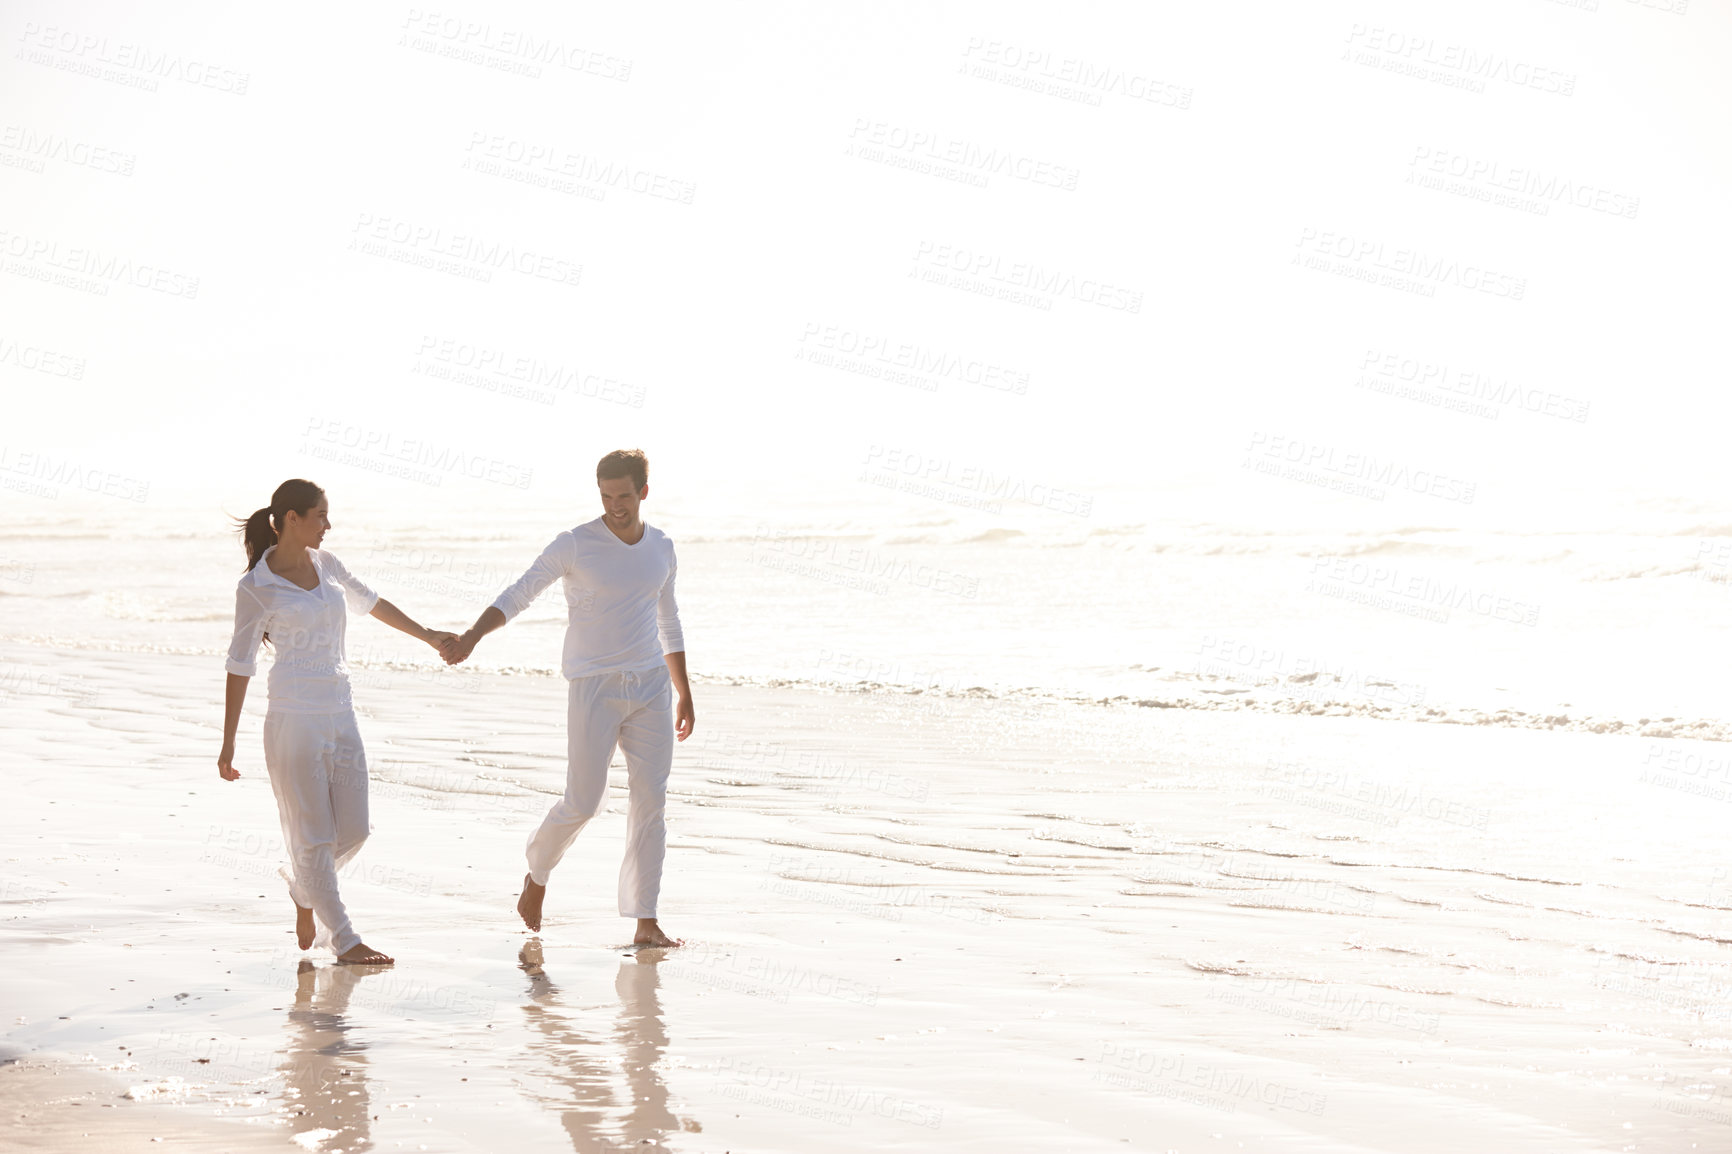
[
  {"left": 517, "top": 874, "right": 545, "bottom": 931},
  {"left": 295, "top": 904, "right": 315, "bottom": 950},
  {"left": 634, "top": 918, "right": 684, "bottom": 948},
  {"left": 337, "top": 942, "right": 393, "bottom": 966}
]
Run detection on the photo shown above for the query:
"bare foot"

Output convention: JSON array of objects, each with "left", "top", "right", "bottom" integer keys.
[
  {"left": 295, "top": 904, "right": 315, "bottom": 951},
  {"left": 517, "top": 874, "right": 545, "bottom": 931},
  {"left": 634, "top": 918, "right": 684, "bottom": 948},
  {"left": 337, "top": 942, "right": 393, "bottom": 966}
]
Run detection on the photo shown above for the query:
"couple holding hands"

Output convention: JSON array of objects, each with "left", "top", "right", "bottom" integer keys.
[{"left": 217, "top": 450, "right": 693, "bottom": 965}]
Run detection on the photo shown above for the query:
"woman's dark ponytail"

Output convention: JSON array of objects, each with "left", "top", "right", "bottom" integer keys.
[
  {"left": 240, "top": 507, "right": 277, "bottom": 571},
  {"left": 234, "top": 479, "right": 325, "bottom": 571}
]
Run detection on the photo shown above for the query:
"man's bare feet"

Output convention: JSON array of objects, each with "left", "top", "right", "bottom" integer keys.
[
  {"left": 295, "top": 904, "right": 315, "bottom": 950},
  {"left": 518, "top": 937, "right": 556, "bottom": 994},
  {"left": 337, "top": 942, "right": 393, "bottom": 966},
  {"left": 518, "top": 874, "right": 545, "bottom": 931},
  {"left": 634, "top": 918, "right": 684, "bottom": 948}
]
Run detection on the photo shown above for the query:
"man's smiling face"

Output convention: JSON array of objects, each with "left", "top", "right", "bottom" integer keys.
[{"left": 599, "top": 475, "right": 645, "bottom": 529}]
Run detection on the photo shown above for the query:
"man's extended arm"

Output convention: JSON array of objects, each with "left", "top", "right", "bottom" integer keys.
[
  {"left": 442, "top": 533, "right": 569, "bottom": 665},
  {"left": 441, "top": 605, "right": 505, "bottom": 665}
]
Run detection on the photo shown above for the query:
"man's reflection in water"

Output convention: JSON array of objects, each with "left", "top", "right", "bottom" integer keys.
[
  {"left": 280, "top": 958, "right": 387, "bottom": 1152},
  {"left": 518, "top": 939, "right": 697, "bottom": 1152}
]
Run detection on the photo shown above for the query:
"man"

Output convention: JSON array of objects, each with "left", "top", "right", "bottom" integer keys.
[{"left": 441, "top": 449, "right": 694, "bottom": 948}]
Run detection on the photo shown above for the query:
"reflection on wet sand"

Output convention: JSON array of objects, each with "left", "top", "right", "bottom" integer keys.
[
  {"left": 281, "top": 959, "right": 386, "bottom": 1153},
  {"left": 518, "top": 939, "right": 698, "bottom": 1152}
]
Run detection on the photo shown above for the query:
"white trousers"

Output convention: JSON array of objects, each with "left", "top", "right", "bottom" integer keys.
[
  {"left": 526, "top": 664, "right": 674, "bottom": 918},
  {"left": 262, "top": 710, "right": 370, "bottom": 956}
]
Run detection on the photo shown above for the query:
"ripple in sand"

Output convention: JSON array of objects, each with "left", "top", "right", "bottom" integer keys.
[
  {"left": 1126, "top": 875, "right": 1261, "bottom": 891},
  {"left": 1197, "top": 841, "right": 1312, "bottom": 859},
  {"left": 1185, "top": 960, "right": 1323, "bottom": 983},
  {"left": 1225, "top": 899, "right": 1388, "bottom": 916},
  {"left": 1476, "top": 891, "right": 1535, "bottom": 907},
  {"left": 871, "top": 833, "right": 1010, "bottom": 856},
  {"left": 1028, "top": 832, "right": 1134, "bottom": 852},
  {"left": 1474, "top": 995, "right": 1568, "bottom": 1010},
  {"left": 1657, "top": 926, "right": 1732, "bottom": 946}
]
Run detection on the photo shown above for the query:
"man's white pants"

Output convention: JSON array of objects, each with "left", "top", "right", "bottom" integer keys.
[
  {"left": 262, "top": 710, "right": 370, "bottom": 956},
  {"left": 526, "top": 664, "right": 674, "bottom": 918}
]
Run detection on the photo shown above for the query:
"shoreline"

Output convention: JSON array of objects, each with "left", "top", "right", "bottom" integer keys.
[{"left": 4, "top": 628, "right": 1726, "bottom": 745}]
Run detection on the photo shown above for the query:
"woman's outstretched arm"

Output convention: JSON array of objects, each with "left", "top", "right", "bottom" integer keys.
[
  {"left": 218, "top": 673, "right": 248, "bottom": 780},
  {"left": 369, "top": 597, "right": 455, "bottom": 650}
]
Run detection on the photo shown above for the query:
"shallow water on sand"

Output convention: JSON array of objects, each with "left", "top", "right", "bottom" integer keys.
[{"left": 4, "top": 642, "right": 1732, "bottom": 1151}]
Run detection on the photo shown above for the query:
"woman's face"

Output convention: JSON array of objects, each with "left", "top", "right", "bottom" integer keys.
[{"left": 282, "top": 498, "right": 331, "bottom": 550}]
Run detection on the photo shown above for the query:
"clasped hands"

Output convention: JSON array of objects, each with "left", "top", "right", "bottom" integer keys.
[
  {"left": 436, "top": 629, "right": 477, "bottom": 666},
  {"left": 417, "top": 627, "right": 476, "bottom": 665}
]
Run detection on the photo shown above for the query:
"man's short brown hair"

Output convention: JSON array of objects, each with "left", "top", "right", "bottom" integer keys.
[{"left": 596, "top": 449, "right": 648, "bottom": 490}]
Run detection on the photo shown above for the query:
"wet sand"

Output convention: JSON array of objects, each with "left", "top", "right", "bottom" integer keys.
[{"left": 4, "top": 641, "right": 1732, "bottom": 1151}]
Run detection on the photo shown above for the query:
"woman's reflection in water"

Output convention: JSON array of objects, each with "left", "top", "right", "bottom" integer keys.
[
  {"left": 518, "top": 938, "right": 697, "bottom": 1152},
  {"left": 280, "top": 958, "right": 387, "bottom": 1152}
]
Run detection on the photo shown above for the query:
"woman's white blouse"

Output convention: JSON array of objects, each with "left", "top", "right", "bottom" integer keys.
[{"left": 225, "top": 547, "right": 380, "bottom": 714}]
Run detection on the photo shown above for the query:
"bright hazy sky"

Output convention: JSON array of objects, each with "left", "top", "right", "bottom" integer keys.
[{"left": 3, "top": 0, "right": 1727, "bottom": 531}]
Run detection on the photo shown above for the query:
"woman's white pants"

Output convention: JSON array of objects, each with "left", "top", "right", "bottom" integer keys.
[
  {"left": 526, "top": 664, "right": 674, "bottom": 918},
  {"left": 262, "top": 710, "right": 370, "bottom": 956}
]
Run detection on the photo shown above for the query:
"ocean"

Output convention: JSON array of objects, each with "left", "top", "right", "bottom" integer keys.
[{"left": 6, "top": 493, "right": 1730, "bottom": 743}]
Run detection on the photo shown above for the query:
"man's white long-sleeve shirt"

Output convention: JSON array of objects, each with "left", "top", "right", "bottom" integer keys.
[{"left": 490, "top": 517, "right": 684, "bottom": 679}]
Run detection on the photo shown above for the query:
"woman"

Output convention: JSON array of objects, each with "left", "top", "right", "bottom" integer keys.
[{"left": 217, "top": 479, "right": 451, "bottom": 965}]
